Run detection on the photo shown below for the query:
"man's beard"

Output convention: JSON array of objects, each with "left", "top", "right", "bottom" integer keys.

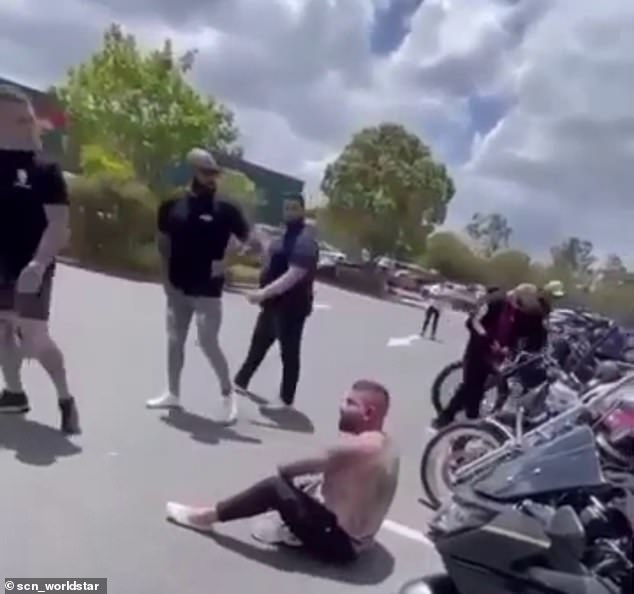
[
  {"left": 0, "top": 132, "right": 41, "bottom": 152},
  {"left": 338, "top": 415, "right": 357, "bottom": 434}
]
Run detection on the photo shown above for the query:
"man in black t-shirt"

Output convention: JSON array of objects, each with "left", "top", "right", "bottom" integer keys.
[
  {"left": 0, "top": 85, "right": 80, "bottom": 434},
  {"left": 146, "top": 149, "right": 258, "bottom": 425},
  {"left": 234, "top": 193, "right": 319, "bottom": 409}
]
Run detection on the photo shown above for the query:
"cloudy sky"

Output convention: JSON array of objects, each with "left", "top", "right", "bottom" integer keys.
[{"left": 2, "top": 0, "right": 633, "bottom": 262}]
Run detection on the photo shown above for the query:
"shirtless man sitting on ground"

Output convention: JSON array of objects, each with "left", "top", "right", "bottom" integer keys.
[{"left": 166, "top": 379, "right": 400, "bottom": 564}]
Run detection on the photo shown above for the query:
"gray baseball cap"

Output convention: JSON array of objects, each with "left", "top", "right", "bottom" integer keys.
[{"left": 187, "top": 148, "right": 221, "bottom": 172}]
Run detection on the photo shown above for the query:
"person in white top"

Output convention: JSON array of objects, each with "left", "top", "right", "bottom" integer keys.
[
  {"left": 421, "top": 285, "right": 445, "bottom": 340},
  {"left": 165, "top": 379, "right": 400, "bottom": 565}
]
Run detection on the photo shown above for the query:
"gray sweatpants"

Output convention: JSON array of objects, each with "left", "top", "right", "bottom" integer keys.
[{"left": 165, "top": 285, "right": 232, "bottom": 397}]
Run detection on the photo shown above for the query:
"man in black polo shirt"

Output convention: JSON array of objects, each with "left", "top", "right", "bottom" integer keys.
[
  {"left": 234, "top": 194, "right": 319, "bottom": 409},
  {"left": 146, "top": 149, "right": 257, "bottom": 424},
  {"left": 0, "top": 84, "right": 80, "bottom": 434}
]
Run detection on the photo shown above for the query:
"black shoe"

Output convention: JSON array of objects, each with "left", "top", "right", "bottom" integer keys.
[
  {"left": 0, "top": 389, "right": 30, "bottom": 413},
  {"left": 233, "top": 377, "right": 249, "bottom": 395},
  {"left": 431, "top": 415, "right": 452, "bottom": 431},
  {"left": 59, "top": 397, "right": 81, "bottom": 435}
]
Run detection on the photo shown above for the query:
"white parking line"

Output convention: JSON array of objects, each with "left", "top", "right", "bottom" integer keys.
[
  {"left": 381, "top": 519, "right": 434, "bottom": 546},
  {"left": 314, "top": 303, "right": 332, "bottom": 310},
  {"left": 387, "top": 334, "right": 420, "bottom": 347}
]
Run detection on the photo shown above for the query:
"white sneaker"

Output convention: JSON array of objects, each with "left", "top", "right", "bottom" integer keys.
[
  {"left": 146, "top": 392, "right": 181, "bottom": 409},
  {"left": 214, "top": 393, "right": 238, "bottom": 425},
  {"left": 166, "top": 502, "right": 215, "bottom": 533},
  {"left": 251, "top": 514, "right": 301, "bottom": 546},
  {"left": 263, "top": 397, "right": 291, "bottom": 411}
]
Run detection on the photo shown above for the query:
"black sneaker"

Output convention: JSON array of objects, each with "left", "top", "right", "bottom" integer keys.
[
  {"left": 0, "top": 389, "right": 30, "bottom": 413},
  {"left": 59, "top": 397, "right": 81, "bottom": 435},
  {"left": 431, "top": 415, "right": 452, "bottom": 431},
  {"left": 233, "top": 377, "right": 249, "bottom": 395}
]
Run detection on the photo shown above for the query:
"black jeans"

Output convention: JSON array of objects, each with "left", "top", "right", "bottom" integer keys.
[
  {"left": 442, "top": 349, "right": 492, "bottom": 422},
  {"left": 421, "top": 306, "right": 440, "bottom": 338},
  {"left": 235, "top": 307, "right": 307, "bottom": 405},
  {"left": 216, "top": 476, "right": 357, "bottom": 564}
]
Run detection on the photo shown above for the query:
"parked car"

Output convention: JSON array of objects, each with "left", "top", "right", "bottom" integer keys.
[{"left": 317, "top": 242, "right": 347, "bottom": 273}]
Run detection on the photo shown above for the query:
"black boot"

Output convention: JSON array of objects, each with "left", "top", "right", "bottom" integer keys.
[
  {"left": 59, "top": 397, "right": 81, "bottom": 435},
  {"left": 0, "top": 389, "right": 30, "bottom": 413}
]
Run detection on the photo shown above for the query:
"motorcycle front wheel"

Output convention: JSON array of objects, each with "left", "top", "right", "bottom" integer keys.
[
  {"left": 430, "top": 360, "right": 499, "bottom": 415},
  {"left": 420, "top": 421, "right": 510, "bottom": 509},
  {"left": 430, "top": 360, "right": 463, "bottom": 414}
]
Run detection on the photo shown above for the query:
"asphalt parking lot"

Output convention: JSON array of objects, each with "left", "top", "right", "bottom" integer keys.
[{"left": 0, "top": 265, "right": 470, "bottom": 594}]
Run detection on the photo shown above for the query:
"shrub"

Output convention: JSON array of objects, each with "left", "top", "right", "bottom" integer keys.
[
  {"left": 425, "top": 232, "right": 489, "bottom": 284},
  {"left": 66, "top": 174, "right": 158, "bottom": 270},
  {"left": 227, "top": 264, "right": 260, "bottom": 286},
  {"left": 486, "top": 250, "right": 532, "bottom": 289},
  {"left": 80, "top": 144, "right": 135, "bottom": 180}
]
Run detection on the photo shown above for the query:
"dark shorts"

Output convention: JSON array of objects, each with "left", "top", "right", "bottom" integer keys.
[{"left": 0, "top": 266, "right": 55, "bottom": 321}]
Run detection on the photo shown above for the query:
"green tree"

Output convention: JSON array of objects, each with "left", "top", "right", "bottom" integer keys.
[
  {"left": 486, "top": 249, "right": 531, "bottom": 289},
  {"left": 425, "top": 231, "right": 487, "bottom": 283},
  {"left": 600, "top": 253, "right": 627, "bottom": 285},
  {"left": 216, "top": 168, "right": 260, "bottom": 217},
  {"left": 54, "top": 23, "right": 240, "bottom": 191},
  {"left": 465, "top": 212, "right": 513, "bottom": 256},
  {"left": 551, "top": 237, "right": 596, "bottom": 279},
  {"left": 320, "top": 123, "right": 455, "bottom": 259}
]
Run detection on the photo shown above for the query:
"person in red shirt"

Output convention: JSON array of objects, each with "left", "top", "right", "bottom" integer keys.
[{"left": 432, "top": 283, "right": 546, "bottom": 429}]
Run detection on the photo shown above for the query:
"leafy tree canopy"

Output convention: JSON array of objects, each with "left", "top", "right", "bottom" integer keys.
[
  {"left": 551, "top": 237, "right": 596, "bottom": 274},
  {"left": 216, "top": 168, "right": 260, "bottom": 217},
  {"left": 465, "top": 212, "right": 513, "bottom": 256},
  {"left": 54, "top": 23, "right": 240, "bottom": 191},
  {"left": 320, "top": 123, "right": 455, "bottom": 258}
]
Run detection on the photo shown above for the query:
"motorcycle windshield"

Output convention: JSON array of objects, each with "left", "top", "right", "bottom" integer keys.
[{"left": 474, "top": 426, "right": 605, "bottom": 502}]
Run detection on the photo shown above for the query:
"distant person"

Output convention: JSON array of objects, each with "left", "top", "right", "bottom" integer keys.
[
  {"left": 233, "top": 193, "right": 319, "bottom": 409},
  {"left": 539, "top": 279, "right": 565, "bottom": 316},
  {"left": 0, "top": 84, "right": 80, "bottom": 433},
  {"left": 432, "top": 283, "right": 545, "bottom": 429},
  {"left": 166, "top": 379, "right": 400, "bottom": 565},
  {"left": 146, "top": 148, "right": 259, "bottom": 425},
  {"left": 420, "top": 285, "right": 444, "bottom": 340}
]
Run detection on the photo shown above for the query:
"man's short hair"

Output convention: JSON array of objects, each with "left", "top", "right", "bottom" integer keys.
[
  {"left": 0, "top": 84, "right": 31, "bottom": 106},
  {"left": 352, "top": 379, "right": 390, "bottom": 413},
  {"left": 187, "top": 148, "right": 220, "bottom": 172}
]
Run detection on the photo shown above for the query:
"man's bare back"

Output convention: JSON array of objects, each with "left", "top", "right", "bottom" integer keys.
[{"left": 317, "top": 431, "right": 399, "bottom": 546}]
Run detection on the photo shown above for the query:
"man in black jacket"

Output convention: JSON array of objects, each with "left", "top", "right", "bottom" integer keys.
[
  {"left": 432, "top": 283, "right": 546, "bottom": 429},
  {"left": 234, "top": 193, "right": 319, "bottom": 409}
]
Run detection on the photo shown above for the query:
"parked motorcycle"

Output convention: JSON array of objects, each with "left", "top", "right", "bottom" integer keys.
[
  {"left": 430, "top": 310, "right": 633, "bottom": 417},
  {"left": 401, "top": 423, "right": 633, "bottom": 594},
  {"left": 420, "top": 364, "right": 634, "bottom": 509}
]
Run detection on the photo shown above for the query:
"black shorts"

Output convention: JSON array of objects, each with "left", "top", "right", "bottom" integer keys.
[{"left": 0, "top": 265, "right": 55, "bottom": 321}]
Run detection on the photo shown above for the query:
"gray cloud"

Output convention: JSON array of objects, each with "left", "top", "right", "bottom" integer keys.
[{"left": 1, "top": 0, "right": 633, "bottom": 259}]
